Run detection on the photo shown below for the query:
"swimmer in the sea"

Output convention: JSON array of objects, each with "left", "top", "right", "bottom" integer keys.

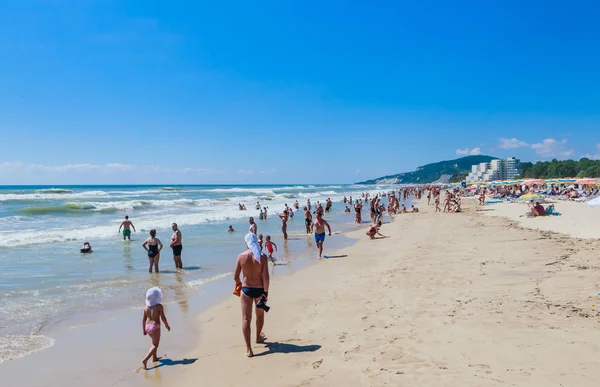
[
  {"left": 228, "top": 225, "right": 235, "bottom": 232},
  {"left": 80, "top": 242, "right": 92, "bottom": 253}
]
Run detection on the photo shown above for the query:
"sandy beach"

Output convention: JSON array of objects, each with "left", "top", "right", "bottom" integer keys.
[
  {"left": 4, "top": 197, "right": 600, "bottom": 386},
  {"left": 120, "top": 199, "right": 600, "bottom": 387}
]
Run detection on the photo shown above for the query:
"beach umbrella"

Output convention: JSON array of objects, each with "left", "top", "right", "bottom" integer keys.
[
  {"left": 576, "top": 178, "right": 599, "bottom": 184},
  {"left": 518, "top": 193, "right": 544, "bottom": 201},
  {"left": 523, "top": 179, "right": 545, "bottom": 185}
]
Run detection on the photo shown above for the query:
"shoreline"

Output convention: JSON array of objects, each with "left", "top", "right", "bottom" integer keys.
[
  {"left": 5, "top": 196, "right": 600, "bottom": 386},
  {"left": 0, "top": 223, "right": 361, "bottom": 387}
]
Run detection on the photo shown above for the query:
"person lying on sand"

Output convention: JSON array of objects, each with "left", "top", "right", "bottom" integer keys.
[
  {"left": 410, "top": 205, "right": 419, "bottom": 213},
  {"left": 366, "top": 221, "right": 387, "bottom": 239}
]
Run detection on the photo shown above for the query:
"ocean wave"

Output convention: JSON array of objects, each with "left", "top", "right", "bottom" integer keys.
[
  {"left": 0, "top": 191, "right": 109, "bottom": 202},
  {"left": 18, "top": 205, "right": 91, "bottom": 215},
  {"left": 0, "top": 334, "right": 55, "bottom": 364},
  {"left": 160, "top": 187, "right": 183, "bottom": 191},
  {"left": 35, "top": 188, "right": 73, "bottom": 194},
  {"left": 204, "top": 187, "right": 277, "bottom": 195}
]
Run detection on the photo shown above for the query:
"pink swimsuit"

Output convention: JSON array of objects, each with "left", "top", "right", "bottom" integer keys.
[{"left": 145, "top": 321, "right": 160, "bottom": 333}]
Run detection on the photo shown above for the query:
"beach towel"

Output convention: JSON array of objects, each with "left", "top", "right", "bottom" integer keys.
[{"left": 244, "top": 233, "right": 263, "bottom": 263}]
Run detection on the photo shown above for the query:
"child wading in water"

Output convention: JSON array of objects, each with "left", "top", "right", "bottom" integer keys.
[
  {"left": 265, "top": 235, "right": 278, "bottom": 263},
  {"left": 142, "top": 287, "right": 170, "bottom": 370}
]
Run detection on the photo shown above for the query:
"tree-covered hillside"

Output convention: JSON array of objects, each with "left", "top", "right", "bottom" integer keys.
[{"left": 357, "top": 155, "right": 497, "bottom": 184}]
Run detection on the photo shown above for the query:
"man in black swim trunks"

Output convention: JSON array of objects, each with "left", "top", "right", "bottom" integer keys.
[
  {"left": 170, "top": 223, "right": 183, "bottom": 270},
  {"left": 304, "top": 206, "right": 312, "bottom": 234},
  {"left": 234, "top": 234, "right": 270, "bottom": 358}
]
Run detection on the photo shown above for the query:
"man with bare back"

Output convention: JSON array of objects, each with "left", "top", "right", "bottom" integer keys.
[
  {"left": 118, "top": 215, "right": 136, "bottom": 241},
  {"left": 234, "top": 233, "right": 270, "bottom": 358}
]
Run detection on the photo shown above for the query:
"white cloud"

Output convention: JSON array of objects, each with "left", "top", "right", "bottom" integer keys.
[
  {"left": 181, "top": 167, "right": 219, "bottom": 174},
  {"left": 582, "top": 143, "right": 600, "bottom": 160},
  {"left": 530, "top": 138, "right": 574, "bottom": 158},
  {"left": 237, "top": 169, "right": 255, "bottom": 176},
  {"left": 498, "top": 138, "right": 528, "bottom": 149},
  {"left": 456, "top": 147, "right": 481, "bottom": 156},
  {"left": 0, "top": 161, "right": 22, "bottom": 169},
  {"left": 28, "top": 163, "right": 138, "bottom": 173},
  {"left": 355, "top": 169, "right": 361, "bottom": 174}
]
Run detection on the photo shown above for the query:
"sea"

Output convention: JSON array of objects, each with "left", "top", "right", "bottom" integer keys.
[{"left": 0, "top": 183, "right": 401, "bottom": 363}]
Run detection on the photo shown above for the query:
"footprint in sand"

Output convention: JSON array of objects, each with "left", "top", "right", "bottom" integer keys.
[{"left": 312, "top": 359, "right": 323, "bottom": 369}]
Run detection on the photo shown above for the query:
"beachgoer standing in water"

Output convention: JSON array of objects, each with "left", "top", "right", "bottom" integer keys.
[
  {"left": 170, "top": 223, "right": 183, "bottom": 270},
  {"left": 277, "top": 210, "right": 289, "bottom": 240},
  {"left": 312, "top": 212, "right": 332, "bottom": 259},
  {"left": 234, "top": 233, "right": 270, "bottom": 358},
  {"left": 249, "top": 217, "right": 257, "bottom": 235},
  {"left": 118, "top": 215, "right": 136, "bottom": 241},
  {"left": 141, "top": 287, "right": 170, "bottom": 370},
  {"left": 142, "top": 229, "right": 163, "bottom": 273}
]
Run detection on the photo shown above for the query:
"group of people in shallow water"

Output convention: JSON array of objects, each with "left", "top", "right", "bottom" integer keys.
[
  {"left": 133, "top": 189, "right": 435, "bottom": 368},
  {"left": 81, "top": 215, "right": 184, "bottom": 274}
]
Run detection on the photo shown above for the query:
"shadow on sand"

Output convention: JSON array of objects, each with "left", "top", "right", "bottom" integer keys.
[
  {"left": 323, "top": 254, "right": 348, "bottom": 259},
  {"left": 150, "top": 357, "right": 198, "bottom": 370},
  {"left": 254, "top": 342, "right": 321, "bottom": 357}
]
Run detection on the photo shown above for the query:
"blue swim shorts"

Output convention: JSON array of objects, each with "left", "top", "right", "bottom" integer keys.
[{"left": 315, "top": 232, "right": 326, "bottom": 243}]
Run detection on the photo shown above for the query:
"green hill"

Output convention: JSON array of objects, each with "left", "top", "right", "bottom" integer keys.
[{"left": 357, "top": 155, "right": 497, "bottom": 184}]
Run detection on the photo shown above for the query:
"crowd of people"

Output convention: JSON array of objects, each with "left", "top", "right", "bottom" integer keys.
[{"left": 111, "top": 188, "right": 439, "bottom": 369}]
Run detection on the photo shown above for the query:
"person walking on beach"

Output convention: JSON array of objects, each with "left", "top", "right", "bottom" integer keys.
[
  {"left": 312, "top": 212, "right": 332, "bottom": 259},
  {"left": 304, "top": 207, "right": 312, "bottom": 234},
  {"left": 118, "top": 215, "right": 136, "bottom": 241},
  {"left": 170, "top": 223, "right": 183, "bottom": 270},
  {"left": 265, "top": 235, "right": 277, "bottom": 263},
  {"left": 141, "top": 287, "right": 170, "bottom": 370},
  {"left": 142, "top": 229, "right": 163, "bottom": 273},
  {"left": 234, "top": 233, "right": 270, "bottom": 358}
]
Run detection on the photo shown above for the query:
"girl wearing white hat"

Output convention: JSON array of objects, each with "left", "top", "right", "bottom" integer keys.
[{"left": 141, "top": 287, "right": 170, "bottom": 370}]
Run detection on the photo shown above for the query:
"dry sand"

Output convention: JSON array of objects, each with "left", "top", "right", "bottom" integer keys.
[
  {"left": 129, "top": 200, "right": 600, "bottom": 387},
  {"left": 483, "top": 199, "right": 600, "bottom": 239}
]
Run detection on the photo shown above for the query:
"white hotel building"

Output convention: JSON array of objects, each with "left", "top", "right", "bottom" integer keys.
[{"left": 466, "top": 157, "right": 521, "bottom": 182}]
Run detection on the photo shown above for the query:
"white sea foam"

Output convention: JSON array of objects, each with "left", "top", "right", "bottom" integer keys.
[
  {"left": 0, "top": 334, "right": 55, "bottom": 364},
  {"left": 0, "top": 190, "right": 109, "bottom": 201},
  {"left": 185, "top": 272, "right": 232, "bottom": 287}
]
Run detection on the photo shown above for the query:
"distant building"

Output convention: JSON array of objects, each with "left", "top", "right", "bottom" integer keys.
[{"left": 466, "top": 157, "right": 521, "bottom": 182}]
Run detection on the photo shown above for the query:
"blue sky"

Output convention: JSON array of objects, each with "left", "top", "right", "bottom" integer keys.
[{"left": 1, "top": 0, "right": 599, "bottom": 184}]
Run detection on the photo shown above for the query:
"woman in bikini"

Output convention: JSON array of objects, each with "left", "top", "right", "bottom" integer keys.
[
  {"left": 142, "top": 229, "right": 163, "bottom": 273},
  {"left": 278, "top": 210, "right": 289, "bottom": 240},
  {"left": 141, "top": 287, "right": 170, "bottom": 370}
]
